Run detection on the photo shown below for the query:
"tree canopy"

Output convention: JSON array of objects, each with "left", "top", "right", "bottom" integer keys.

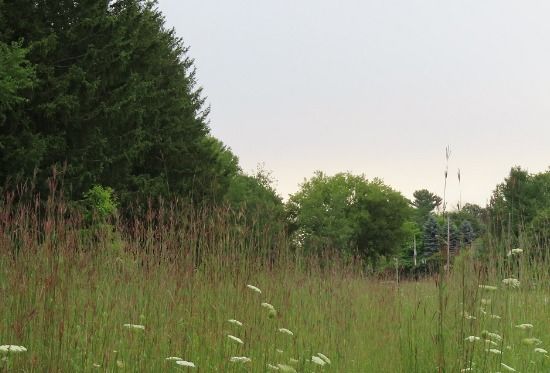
[
  {"left": 287, "top": 172, "right": 412, "bottom": 261},
  {"left": 0, "top": 0, "right": 232, "bottom": 205}
]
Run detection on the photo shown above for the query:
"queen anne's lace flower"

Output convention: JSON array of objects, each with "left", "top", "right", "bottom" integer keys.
[
  {"left": 246, "top": 284, "right": 262, "bottom": 294},
  {"left": 123, "top": 323, "right": 145, "bottom": 330},
  {"left": 230, "top": 356, "right": 251, "bottom": 363},
  {"left": 311, "top": 355, "right": 326, "bottom": 365},
  {"left": 175, "top": 360, "right": 196, "bottom": 368},
  {"left": 502, "top": 278, "right": 520, "bottom": 288},
  {"left": 227, "top": 335, "right": 244, "bottom": 344},
  {"left": 278, "top": 328, "right": 294, "bottom": 336},
  {"left": 0, "top": 345, "right": 27, "bottom": 353}
]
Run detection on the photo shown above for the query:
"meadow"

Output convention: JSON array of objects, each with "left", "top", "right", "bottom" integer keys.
[{"left": 1, "top": 194, "right": 549, "bottom": 372}]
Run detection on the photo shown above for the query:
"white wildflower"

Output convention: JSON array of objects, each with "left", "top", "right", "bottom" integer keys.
[
  {"left": 277, "top": 364, "right": 297, "bottom": 372},
  {"left": 511, "top": 248, "right": 523, "bottom": 255},
  {"left": 267, "top": 363, "right": 280, "bottom": 370},
  {"left": 534, "top": 347, "right": 548, "bottom": 354},
  {"left": 465, "top": 336, "right": 481, "bottom": 342},
  {"left": 485, "top": 339, "right": 499, "bottom": 346},
  {"left": 515, "top": 323, "right": 534, "bottom": 330},
  {"left": 166, "top": 357, "right": 183, "bottom": 361},
  {"left": 460, "top": 369, "right": 473, "bottom": 372},
  {"left": 482, "top": 331, "right": 503, "bottom": 341},
  {"left": 500, "top": 362, "right": 516, "bottom": 371},
  {"left": 227, "top": 319, "right": 243, "bottom": 327},
  {"left": 123, "top": 323, "right": 145, "bottom": 330},
  {"left": 230, "top": 356, "right": 251, "bottom": 363},
  {"left": 0, "top": 345, "right": 27, "bottom": 353},
  {"left": 502, "top": 278, "right": 520, "bottom": 288},
  {"left": 479, "top": 285, "right": 498, "bottom": 291},
  {"left": 311, "top": 355, "right": 326, "bottom": 366},
  {"left": 317, "top": 352, "right": 331, "bottom": 364},
  {"left": 522, "top": 337, "right": 542, "bottom": 345},
  {"left": 289, "top": 358, "right": 299, "bottom": 364},
  {"left": 246, "top": 284, "right": 262, "bottom": 294},
  {"left": 490, "top": 314, "right": 501, "bottom": 319},
  {"left": 175, "top": 360, "right": 196, "bottom": 368},
  {"left": 227, "top": 335, "right": 244, "bottom": 344},
  {"left": 278, "top": 328, "right": 294, "bottom": 336},
  {"left": 261, "top": 302, "right": 276, "bottom": 312},
  {"left": 92, "top": 363, "right": 101, "bottom": 368},
  {"left": 486, "top": 348, "right": 501, "bottom": 354},
  {"left": 276, "top": 349, "right": 284, "bottom": 354}
]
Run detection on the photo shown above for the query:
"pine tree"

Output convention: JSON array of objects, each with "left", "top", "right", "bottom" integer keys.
[
  {"left": 0, "top": 0, "right": 233, "bottom": 205},
  {"left": 422, "top": 214, "right": 439, "bottom": 257},
  {"left": 460, "top": 220, "right": 475, "bottom": 246}
]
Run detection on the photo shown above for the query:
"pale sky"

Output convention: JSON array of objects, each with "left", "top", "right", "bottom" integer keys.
[{"left": 158, "top": 1, "right": 550, "bottom": 207}]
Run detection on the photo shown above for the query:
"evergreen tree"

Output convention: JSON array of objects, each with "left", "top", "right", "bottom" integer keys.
[
  {"left": 0, "top": 0, "right": 231, "bottom": 205},
  {"left": 412, "top": 189, "right": 442, "bottom": 226},
  {"left": 422, "top": 214, "right": 439, "bottom": 257},
  {"left": 460, "top": 220, "right": 475, "bottom": 246}
]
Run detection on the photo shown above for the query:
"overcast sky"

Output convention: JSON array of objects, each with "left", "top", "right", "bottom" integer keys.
[{"left": 158, "top": 0, "right": 550, "bottom": 207}]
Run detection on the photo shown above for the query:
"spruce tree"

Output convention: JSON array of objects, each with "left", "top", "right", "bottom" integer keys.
[{"left": 0, "top": 0, "right": 232, "bottom": 205}]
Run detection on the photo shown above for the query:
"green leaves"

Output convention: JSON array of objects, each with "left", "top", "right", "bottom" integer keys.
[
  {"left": 0, "top": 0, "right": 233, "bottom": 206},
  {"left": 0, "top": 40, "right": 35, "bottom": 113},
  {"left": 287, "top": 172, "right": 411, "bottom": 260}
]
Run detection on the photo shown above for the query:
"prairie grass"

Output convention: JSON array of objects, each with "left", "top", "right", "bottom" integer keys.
[{"left": 0, "top": 191, "right": 549, "bottom": 372}]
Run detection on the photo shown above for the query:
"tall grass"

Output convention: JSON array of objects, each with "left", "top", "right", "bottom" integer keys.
[{"left": 1, "top": 188, "right": 549, "bottom": 371}]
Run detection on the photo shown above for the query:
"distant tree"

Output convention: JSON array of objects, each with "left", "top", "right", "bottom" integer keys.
[
  {"left": 412, "top": 189, "right": 442, "bottom": 226},
  {"left": 489, "top": 167, "right": 550, "bottom": 240},
  {"left": 422, "top": 214, "right": 439, "bottom": 258},
  {"left": 287, "top": 172, "right": 411, "bottom": 262},
  {"left": 460, "top": 220, "right": 475, "bottom": 246},
  {"left": 225, "top": 166, "right": 284, "bottom": 225},
  {"left": 449, "top": 222, "right": 460, "bottom": 252}
]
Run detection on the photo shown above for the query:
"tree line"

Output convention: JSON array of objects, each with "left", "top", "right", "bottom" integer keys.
[{"left": 1, "top": 0, "right": 548, "bottom": 268}]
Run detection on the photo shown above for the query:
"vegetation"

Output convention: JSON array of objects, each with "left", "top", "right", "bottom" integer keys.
[
  {"left": 1, "top": 0, "right": 549, "bottom": 371},
  {"left": 1, "top": 187, "right": 549, "bottom": 372}
]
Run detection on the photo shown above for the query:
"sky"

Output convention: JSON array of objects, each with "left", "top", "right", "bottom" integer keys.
[{"left": 157, "top": 0, "right": 550, "bottom": 207}]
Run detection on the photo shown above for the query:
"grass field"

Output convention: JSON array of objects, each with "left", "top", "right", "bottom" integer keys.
[{"left": 1, "top": 199, "right": 549, "bottom": 372}]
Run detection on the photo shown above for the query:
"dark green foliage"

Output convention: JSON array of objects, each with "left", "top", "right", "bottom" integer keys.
[
  {"left": 411, "top": 189, "right": 442, "bottom": 225},
  {"left": 449, "top": 222, "right": 459, "bottom": 252},
  {"left": 488, "top": 167, "right": 550, "bottom": 243},
  {"left": 287, "top": 172, "right": 412, "bottom": 261},
  {"left": 422, "top": 214, "right": 439, "bottom": 257},
  {"left": 0, "top": 40, "right": 35, "bottom": 115},
  {"left": 0, "top": 0, "right": 231, "bottom": 205},
  {"left": 460, "top": 220, "right": 474, "bottom": 246}
]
